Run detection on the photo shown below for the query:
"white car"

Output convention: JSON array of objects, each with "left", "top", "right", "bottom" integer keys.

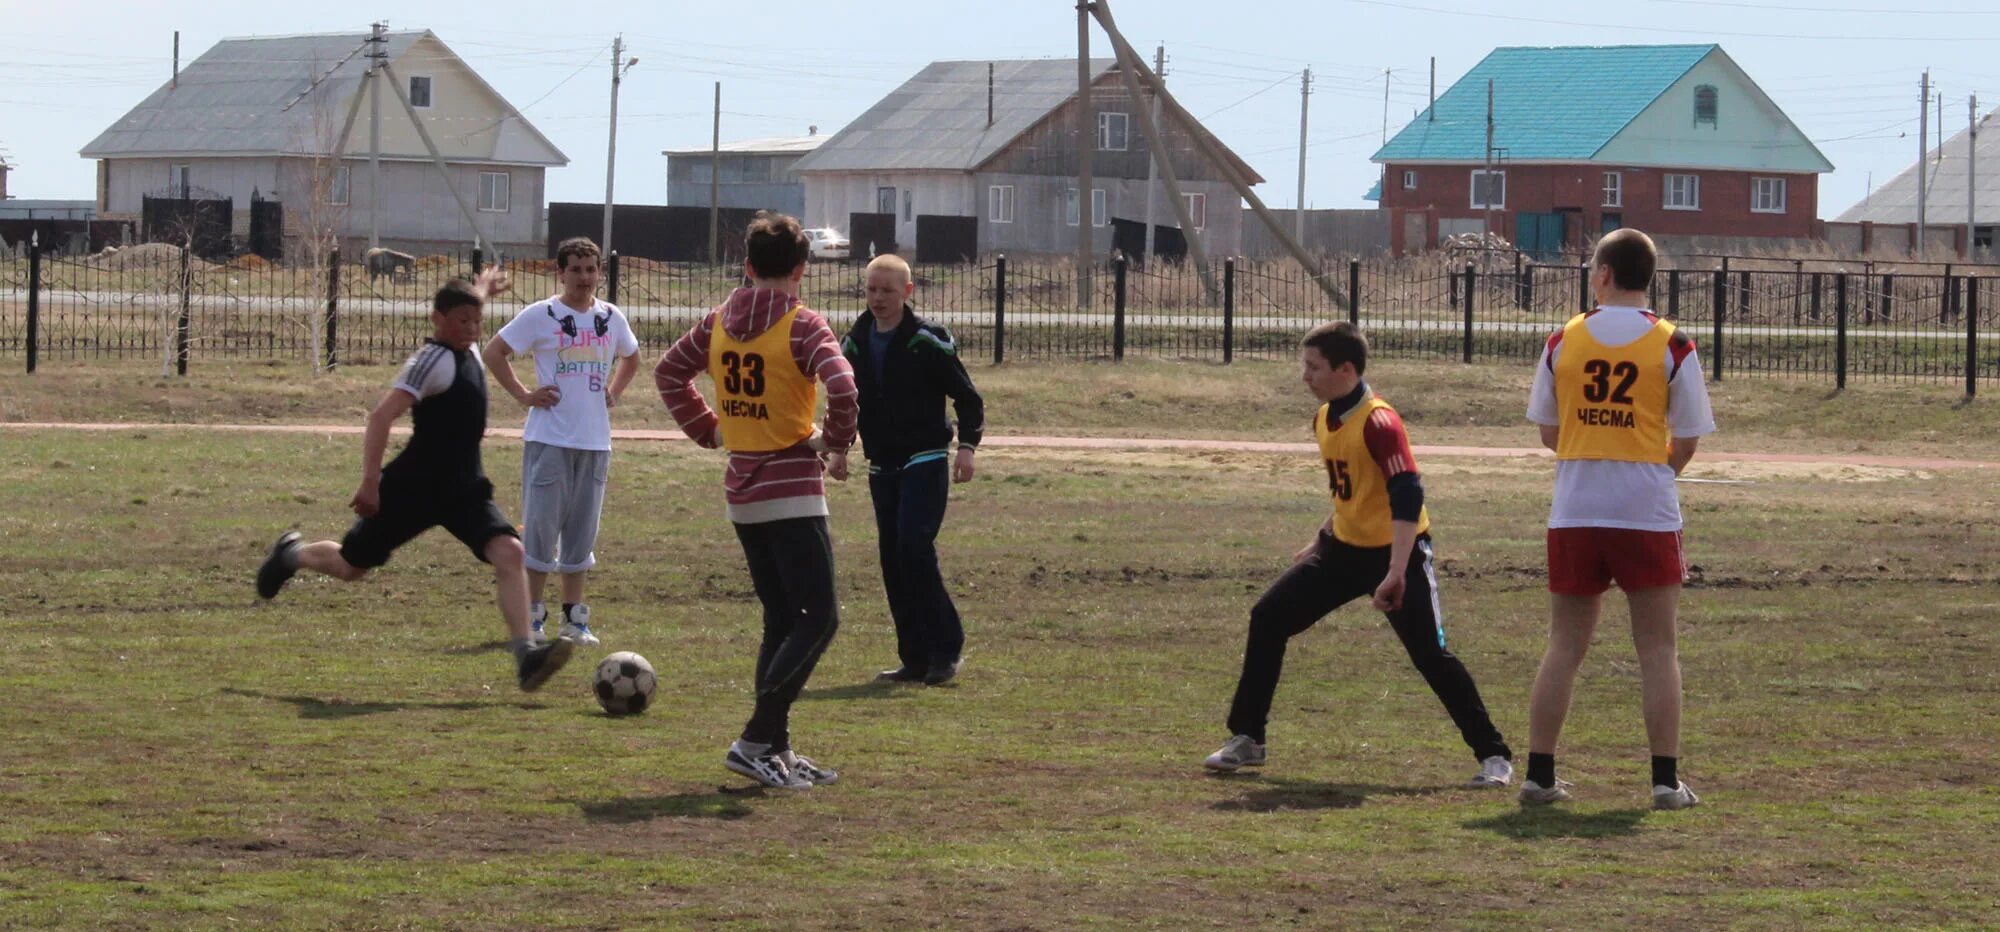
[{"left": 805, "top": 228, "right": 850, "bottom": 260}]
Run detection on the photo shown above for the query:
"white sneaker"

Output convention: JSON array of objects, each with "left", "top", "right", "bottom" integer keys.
[
  {"left": 559, "top": 604, "right": 600, "bottom": 647},
  {"left": 1652, "top": 781, "right": 1700, "bottom": 811},
  {"left": 1467, "top": 755, "right": 1514, "bottom": 789},
  {"left": 527, "top": 602, "right": 548, "bottom": 646},
  {"left": 724, "top": 742, "right": 811, "bottom": 789},
  {"left": 779, "top": 750, "right": 840, "bottom": 786},
  {"left": 1518, "top": 778, "right": 1574, "bottom": 806},
  {"left": 1203, "top": 734, "right": 1267, "bottom": 772}
]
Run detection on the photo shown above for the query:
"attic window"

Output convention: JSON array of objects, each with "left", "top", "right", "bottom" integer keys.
[
  {"left": 409, "top": 74, "right": 433, "bottom": 109},
  {"left": 1694, "top": 85, "right": 1717, "bottom": 126},
  {"left": 1098, "top": 112, "right": 1129, "bottom": 151}
]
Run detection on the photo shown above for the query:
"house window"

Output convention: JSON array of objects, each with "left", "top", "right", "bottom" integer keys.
[
  {"left": 1664, "top": 173, "right": 1701, "bottom": 210},
  {"left": 329, "top": 164, "right": 350, "bottom": 206},
  {"left": 1098, "top": 112, "right": 1130, "bottom": 151},
  {"left": 1752, "top": 177, "right": 1787, "bottom": 213},
  {"left": 1402, "top": 170, "right": 1417, "bottom": 190},
  {"left": 478, "top": 171, "right": 510, "bottom": 212},
  {"left": 1182, "top": 192, "right": 1206, "bottom": 230},
  {"left": 877, "top": 186, "right": 896, "bottom": 215},
  {"left": 169, "top": 163, "right": 191, "bottom": 198},
  {"left": 1470, "top": 170, "right": 1505, "bottom": 209},
  {"left": 1602, "top": 172, "right": 1622, "bottom": 208},
  {"left": 1694, "top": 85, "right": 1717, "bottom": 126},
  {"left": 1092, "top": 188, "right": 1107, "bottom": 227},
  {"left": 902, "top": 189, "right": 913, "bottom": 222},
  {"left": 989, "top": 184, "right": 1014, "bottom": 223},
  {"left": 1065, "top": 188, "right": 1079, "bottom": 226},
  {"left": 409, "top": 75, "right": 433, "bottom": 109}
]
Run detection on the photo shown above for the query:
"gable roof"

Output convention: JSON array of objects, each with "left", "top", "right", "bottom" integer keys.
[
  {"left": 1837, "top": 108, "right": 2000, "bottom": 224},
  {"left": 1374, "top": 45, "right": 1718, "bottom": 163},
  {"left": 79, "top": 30, "right": 565, "bottom": 165},
  {"left": 795, "top": 59, "right": 1118, "bottom": 173}
]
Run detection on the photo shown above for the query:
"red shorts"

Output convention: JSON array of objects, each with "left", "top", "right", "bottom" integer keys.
[{"left": 1546, "top": 527, "right": 1686, "bottom": 595}]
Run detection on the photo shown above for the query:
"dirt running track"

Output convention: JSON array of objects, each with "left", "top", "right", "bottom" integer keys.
[{"left": 2, "top": 422, "right": 1993, "bottom": 472}]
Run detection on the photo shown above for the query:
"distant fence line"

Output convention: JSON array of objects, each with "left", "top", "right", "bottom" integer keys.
[{"left": 3, "top": 246, "right": 1997, "bottom": 393}]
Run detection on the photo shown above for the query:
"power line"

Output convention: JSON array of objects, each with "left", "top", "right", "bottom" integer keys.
[{"left": 1350, "top": 0, "right": 2000, "bottom": 40}]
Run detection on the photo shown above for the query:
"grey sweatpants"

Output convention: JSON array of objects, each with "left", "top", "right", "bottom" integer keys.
[{"left": 520, "top": 440, "right": 611, "bottom": 574}]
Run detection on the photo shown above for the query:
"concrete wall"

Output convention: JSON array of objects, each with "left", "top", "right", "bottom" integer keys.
[{"left": 1242, "top": 208, "right": 1389, "bottom": 258}]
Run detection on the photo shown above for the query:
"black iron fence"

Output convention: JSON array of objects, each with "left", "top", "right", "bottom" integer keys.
[{"left": 5, "top": 245, "right": 1998, "bottom": 392}]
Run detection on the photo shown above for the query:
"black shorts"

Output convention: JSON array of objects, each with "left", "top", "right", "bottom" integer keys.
[{"left": 339, "top": 474, "right": 518, "bottom": 569}]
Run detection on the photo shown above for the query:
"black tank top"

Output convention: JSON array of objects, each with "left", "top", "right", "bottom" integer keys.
[{"left": 387, "top": 340, "right": 487, "bottom": 484}]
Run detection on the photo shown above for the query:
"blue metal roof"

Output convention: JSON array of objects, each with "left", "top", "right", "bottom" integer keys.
[{"left": 1373, "top": 45, "right": 1715, "bottom": 163}]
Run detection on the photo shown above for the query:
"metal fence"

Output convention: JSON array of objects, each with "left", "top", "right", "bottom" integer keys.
[{"left": 6, "top": 245, "right": 1998, "bottom": 392}]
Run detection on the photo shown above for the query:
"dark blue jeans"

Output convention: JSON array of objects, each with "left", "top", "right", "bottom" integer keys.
[{"left": 868, "top": 458, "right": 964, "bottom": 673}]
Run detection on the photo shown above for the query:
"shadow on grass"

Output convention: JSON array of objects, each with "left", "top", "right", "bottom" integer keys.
[
  {"left": 221, "top": 687, "right": 546, "bottom": 719},
  {"left": 1461, "top": 806, "right": 1649, "bottom": 839},
  {"left": 1210, "top": 776, "right": 1453, "bottom": 812},
  {"left": 575, "top": 791, "right": 757, "bottom": 822},
  {"left": 797, "top": 681, "right": 915, "bottom": 702}
]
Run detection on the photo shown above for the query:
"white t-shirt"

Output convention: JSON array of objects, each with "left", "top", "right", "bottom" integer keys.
[
  {"left": 1527, "top": 305, "right": 1718, "bottom": 531},
  {"left": 496, "top": 296, "right": 640, "bottom": 452}
]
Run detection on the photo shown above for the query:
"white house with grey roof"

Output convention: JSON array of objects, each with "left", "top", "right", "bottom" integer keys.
[
  {"left": 80, "top": 29, "right": 566, "bottom": 256},
  {"left": 794, "top": 58, "right": 1261, "bottom": 259},
  {"left": 1835, "top": 106, "right": 2000, "bottom": 256}
]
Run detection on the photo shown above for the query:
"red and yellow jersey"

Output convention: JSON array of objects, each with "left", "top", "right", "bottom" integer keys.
[
  {"left": 1552, "top": 312, "right": 1673, "bottom": 464},
  {"left": 707, "top": 306, "right": 817, "bottom": 452},
  {"left": 1314, "top": 393, "right": 1429, "bottom": 548}
]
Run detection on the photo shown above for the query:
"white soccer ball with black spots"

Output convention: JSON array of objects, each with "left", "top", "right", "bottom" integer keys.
[{"left": 593, "top": 651, "right": 656, "bottom": 715}]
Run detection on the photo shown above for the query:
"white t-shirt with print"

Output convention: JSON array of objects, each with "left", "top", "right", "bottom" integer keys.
[{"left": 496, "top": 296, "right": 640, "bottom": 452}]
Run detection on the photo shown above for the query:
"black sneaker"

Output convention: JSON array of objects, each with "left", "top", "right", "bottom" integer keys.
[
  {"left": 256, "top": 531, "right": 302, "bottom": 599},
  {"left": 924, "top": 660, "right": 961, "bottom": 687},
  {"left": 515, "top": 637, "right": 575, "bottom": 692},
  {"left": 874, "top": 666, "right": 926, "bottom": 684},
  {"left": 724, "top": 743, "right": 811, "bottom": 789}
]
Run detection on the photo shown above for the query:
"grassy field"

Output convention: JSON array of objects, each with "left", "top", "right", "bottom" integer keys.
[{"left": 1, "top": 359, "right": 1997, "bottom": 928}]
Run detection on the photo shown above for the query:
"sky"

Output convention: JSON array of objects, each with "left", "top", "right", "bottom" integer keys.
[{"left": 7, "top": 0, "right": 2000, "bottom": 220}]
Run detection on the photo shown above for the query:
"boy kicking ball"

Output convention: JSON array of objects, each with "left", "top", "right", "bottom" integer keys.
[{"left": 255, "top": 267, "right": 575, "bottom": 690}]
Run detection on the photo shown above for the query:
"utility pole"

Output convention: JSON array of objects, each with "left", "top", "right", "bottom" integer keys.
[
  {"left": 1484, "top": 77, "right": 1495, "bottom": 257},
  {"left": 603, "top": 36, "right": 636, "bottom": 255},
  {"left": 708, "top": 82, "right": 721, "bottom": 264},
  {"left": 1296, "top": 66, "right": 1311, "bottom": 245},
  {"left": 1077, "top": 0, "right": 1094, "bottom": 309},
  {"left": 366, "top": 22, "right": 387, "bottom": 250},
  {"left": 1970, "top": 93, "right": 1979, "bottom": 259},
  {"left": 1919, "top": 70, "right": 1930, "bottom": 256},
  {"left": 1380, "top": 68, "right": 1391, "bottom": 145},
  {"left": 1143, "top": 43, "right": 1165, "bottom": 261},
  {"left": 1428, "top": 57, "right": 1435, "bottom": 121},
  {"left": 172, "top": 31, "right": 179, "bottom": 91}
]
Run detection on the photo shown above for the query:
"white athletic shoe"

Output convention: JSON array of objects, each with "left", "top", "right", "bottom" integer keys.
[
  {"left": 559, "top": 604, "right": 600, "bottom": 647},
  {"left": 779, "top": 750, "right": 840, "bottom": 786},
  {"left": 724, "top": 742, "right": 811, "bottom": 789},
  {"left": 1518, "top": 779, "right": 1575, "bottom": 806},
  {"left": 527, "top": 603, "right": 548, "bottom": 646},
  {"left": 1203, "top": 734, "right": 1267, "bottom": 772},
  {"left": 1467, "top": 755, "right": 1514, "bottom": 789},
  {"left": 1652, "top": 782, "right": 1701, "bottom": 811}
]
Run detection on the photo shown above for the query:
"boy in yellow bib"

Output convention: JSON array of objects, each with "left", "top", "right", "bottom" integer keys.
[{"left": 1205, "top": 322, "right": 1514, "bottom": 787}]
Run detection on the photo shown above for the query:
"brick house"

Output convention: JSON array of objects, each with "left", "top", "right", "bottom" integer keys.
[{"left": 1371, "top": 45, "right": 1831, "bottom": 258}]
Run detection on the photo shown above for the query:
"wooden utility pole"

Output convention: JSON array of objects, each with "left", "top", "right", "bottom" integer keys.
[
  {"left": 1970, "top": 93, "right": 1980, "bottom": 258},
  {"left": 1143, "top": 43, "right": 1164, "bottom": 261},
  {"left": 709, "top": 82, "right": 721, "bottom": 264},
  {"left": 1076, "top": 1, "right": 1094, "bottom": 308},
  {"left": 1919, "top": 70, "right": 1930, "bottom": 255},
  {"left": 1296, "top": 66, "right": 1311, "bottom": 245},
  {"left": 603, "top": 35, "right": 634, "bottom": 256},
  {"left": 366, "top": 22, "right": 387, "bottom": 250},
  {"left": 1103, "top": 32, "right": 1214, "bottom": 299},
  {"left": 1484, "top": 78, "right": 1495, "bottom": 257}
]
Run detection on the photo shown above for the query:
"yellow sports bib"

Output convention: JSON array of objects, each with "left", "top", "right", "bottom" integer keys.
[
  {"left": 708, "top": 306, "right": 817, "bottom": 452},
  {"left": 1553, "top": 313, "right": 1673, "bottom": 464},
  {"left": 1315, "top": 395, "right": 1430, "bottom": 548}
]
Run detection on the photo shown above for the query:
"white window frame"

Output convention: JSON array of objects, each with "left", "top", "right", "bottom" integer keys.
[
  {"left": 988, "top": 184, "right": 1014, "bottom": 223},
  {"left": 478, "top": 171, "right": 510, "bottom": 212},
  {"left": 408, "top": 74, "right": 434, "bottom": 109},
  {"left": 169, "top": 163, "right": 191, "bottom": 198},
  {"left": 1091, "top": 188, "right": 1108, "bottom": 227},
  {"left": 1469, "top": 169, "right": 1505, "bottom": 209},
  {"left": 329, "top": 164, "right": 350, "bottom": 206},
  {"left": 1182, "top": 192, "right": 1206, "bottom": 230},
  {"left": 1602, "top": 171, "right": 1622, "bottom": 208},
  {"left": 1402, "top": 170, "right": 1417, "bottom": 190},
  {"left": 1098, "top": 111, "right": 1130, "bottom": 151},
  {"left": 1751, "top": 176, "right": 1787, "bottom": 214},
  {"left": 876, "top": 186, "right": 896, "bottom": 216},
  {"left": 1663, "top": 173, "right": 1701, "bottom": 211},
  {"left": 902, "top": 189, "right": 913, "bottom": 222}
]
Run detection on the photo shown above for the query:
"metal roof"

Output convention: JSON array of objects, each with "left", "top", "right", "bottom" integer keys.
[
  {"left": 663, "top": 135, "right": 828, "bottom": 157},
  {"left": 79, "top": 30, "right": 565, "bottom": 165},
  {"left": 1836, "top": 109, "right": 2000, "bottom": 224}
]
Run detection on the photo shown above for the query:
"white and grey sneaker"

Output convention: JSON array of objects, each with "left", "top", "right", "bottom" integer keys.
[
  {"left": 780, "top": 750, "right": 839, "bottom": 786},
  {"left": 724, "top": 742, "right": 811, "bottom": 789},
  {"left": 1518, "top": 778, "right": 1575, "bottom": 806},
  {"left": 1203, "top": 734, "right": 1267, "bottom": 772},
  {"left": 1652, "top": 781, "right": 1700, "bottom": 811},
  {"left": 1467, "top": 755, "right": 1514, "bottom": 788},
  {"left": 527, "top": 602, "right": 548, "bottom": 646},
  {"left": 559, "top": 604, "right": 600, "bottom": 647}
]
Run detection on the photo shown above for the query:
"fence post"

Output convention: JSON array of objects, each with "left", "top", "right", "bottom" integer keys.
[
  {"left": 1223, "top": 258, "right": 1236, "bottom": 364},
  {"left": 1667, "top": 270, "right": 1679, "bottom": 320},
  {"left": 176, "top": 239, "right": 192, "bottom": 377},
  {"left": 1514, "top": 251, "right": 1526, "bottom": 309},
  {"left": 1463, "top": 261, "right": 1476, "bottom": 363},
  {"left": 1577, "top": 261, "right": 1589, "bottom": 315},
  {"left": 1836, "top": 271, "right": 1848, "bottom": 390},
  {"left": 471, "top": 246, "right": 484, "bottom": 278},
  {"left": 1525, "top": 262, "right": 1536, "bottom": 312},
  {"left": 1711, "top": 262, "right": 1726, "bottom": 382},
  {"left": 992, "top": 254, "right": 1006, "bottom": 365},
  {"left": 1809, "top": 272, "right": 1822, "bottom": 323},
  {"left": 1945, "top": 263, "right": 1957, "bottom": 326},
  {"left": 606, "top": 250, "right": 621, "bottom": 305},
  {"left": 1881, "top": 273, "right": 1895, "bottom": 323},
  {"left": 1347, "top": 259, "right": 1360, "bottom": 326},
  {"left": 1968, "top": 275, "right": 1980, "bottom": 398},
  {"left": 325, "top": 247, "right": 341, "bottom": 370},
  {"left": 24, "top": 233, "right": 40, "bottom": 374},
  {"left": 1112, "top": 252, "right": 1127, "bottom": 362}
]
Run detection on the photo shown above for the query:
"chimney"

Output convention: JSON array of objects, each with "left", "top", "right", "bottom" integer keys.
[
  {"left": 808, "top": 124, "right": 817, "bottom": 136},
  {"left": 0, "top": 162, "right": 10, "bottom": 200}
]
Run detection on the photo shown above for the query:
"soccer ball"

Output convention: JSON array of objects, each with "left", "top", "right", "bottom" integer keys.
[{"left": 593, "top": 651, "right": 656, "bottom": 715}]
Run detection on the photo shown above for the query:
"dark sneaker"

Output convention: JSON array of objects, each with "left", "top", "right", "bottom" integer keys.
[
  {"left": 724, "top": 743, "right": 811, "bottom": 789},
  {"left": 256, "top": 531, "right": 302, "bottom": 599},
  {"left": 515, "top": 637, "right": 575, "bottom": 692},
  {"left": 924, "top": 659, "right": 961, "bottom": 687},
  {"left": 875, "top": 666, "right": 926, "bottom": 683},
  {"left": 780, "top": 750, "right": 840, "bottom": 786}
]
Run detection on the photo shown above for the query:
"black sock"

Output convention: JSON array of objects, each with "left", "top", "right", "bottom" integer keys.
[
  {"left": 1652, "top": 756, "right": 1678, "bottom": 789},
  {"left": 562, "top": 603, "right": 576, "bottom": 619},
  {"left": 1526, "top": 753, "right": 1556, "bottom": 787}
]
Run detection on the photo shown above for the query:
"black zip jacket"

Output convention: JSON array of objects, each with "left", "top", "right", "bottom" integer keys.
[{"left": 841, "top": 306, "right": 985, "bottom": 469}]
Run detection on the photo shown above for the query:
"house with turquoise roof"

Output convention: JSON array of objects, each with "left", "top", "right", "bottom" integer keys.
[{"left": 1371, "top": 44, "right": 1831, "bottom": 258}]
